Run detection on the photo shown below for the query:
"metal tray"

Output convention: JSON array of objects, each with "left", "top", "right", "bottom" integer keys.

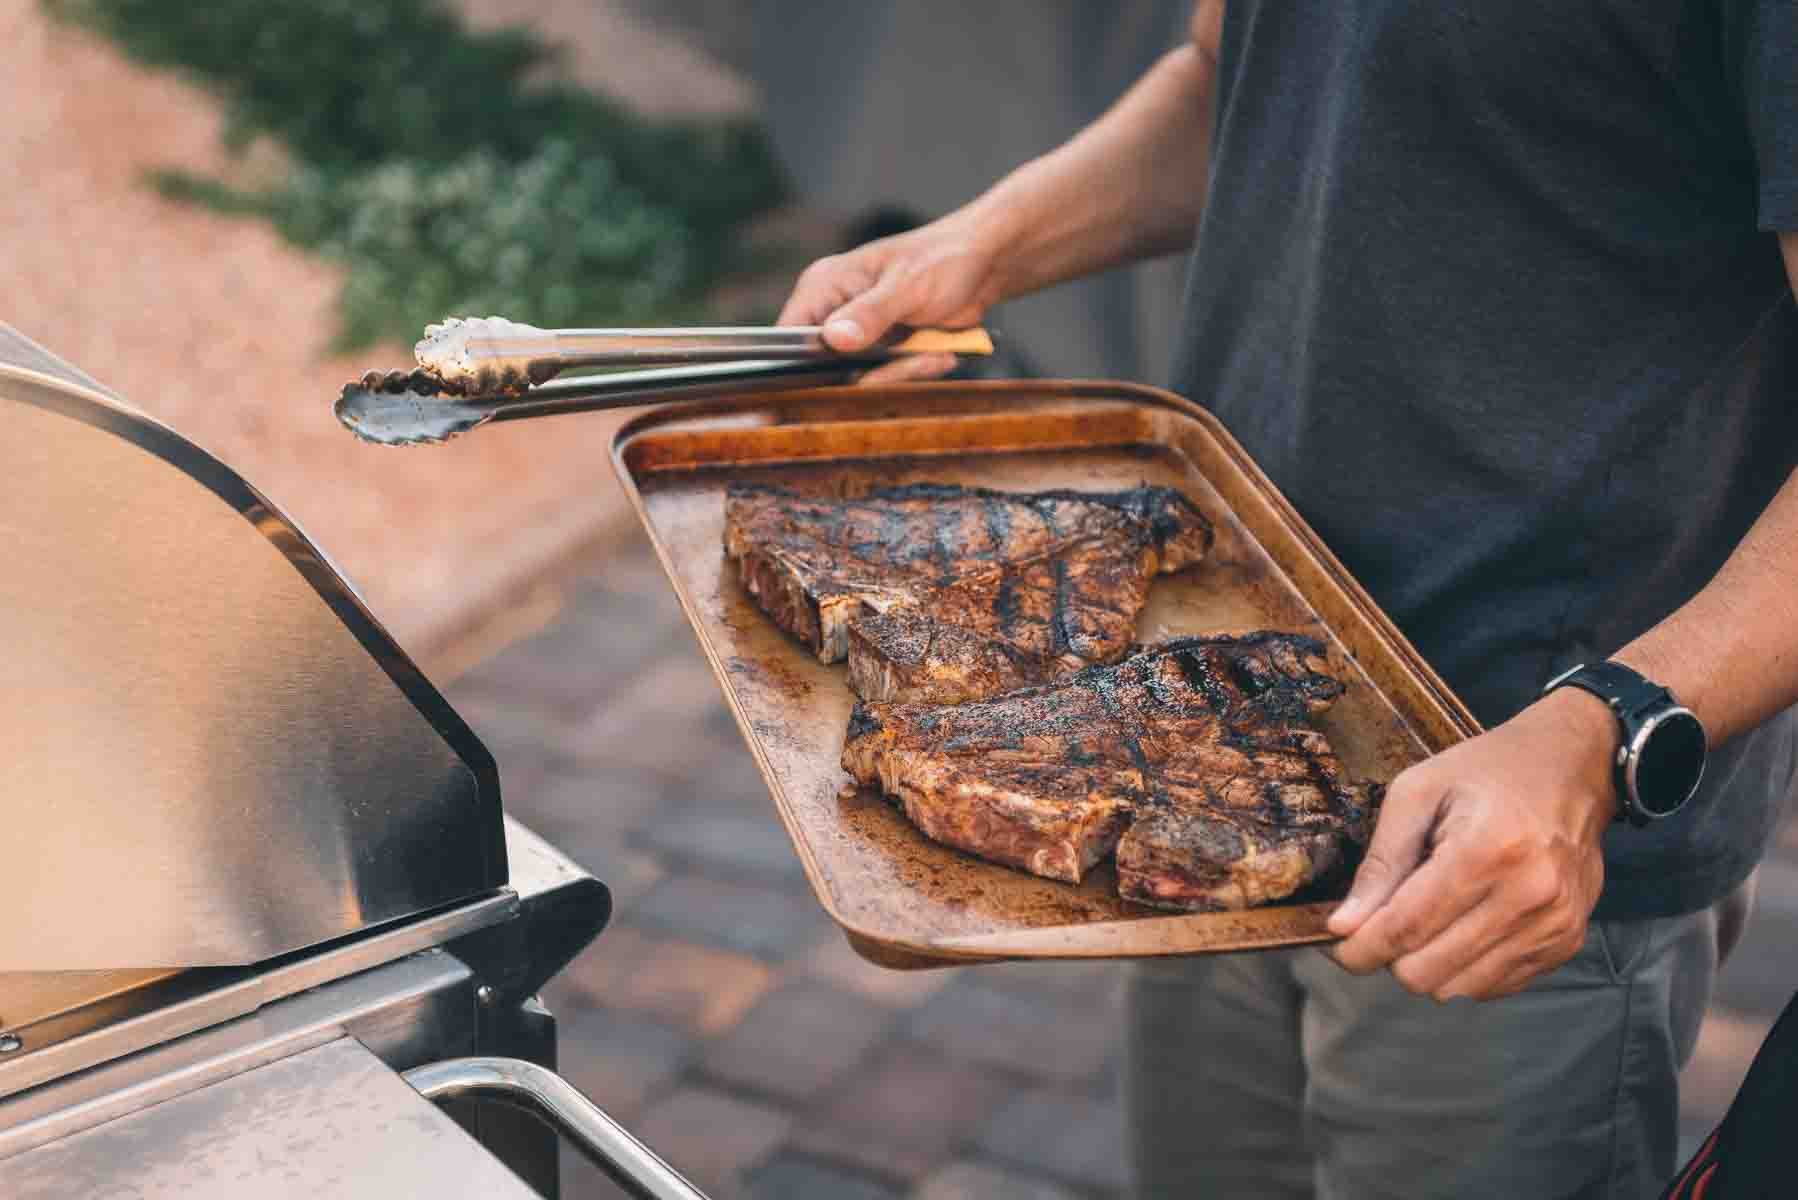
[{"left": 611, "top": 381, "right": 1480, "bottom": 966}]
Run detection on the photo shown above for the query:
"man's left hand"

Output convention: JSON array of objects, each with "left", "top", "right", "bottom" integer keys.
[{"left": 1326, "top": 687, "right": 1618, "bottom": 1000}]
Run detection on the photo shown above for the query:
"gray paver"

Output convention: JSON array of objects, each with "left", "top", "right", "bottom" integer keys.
[
  {"left": 745, "top": 1153, "right": 905, "bottom": 1200},
  {"left": 978, "top": 1088, "right": 1129, "bottom": 1194},
  {"left": 978, "top": 958, "right": 1130, "bottom": 1010},
  {"left": 550, "top": 923, "right": 776, "bottom": 1037},
  {"left": 546, "top": 1007, "right": 693, "bottom": 1122},
  {"left": 631, "top": 1086, "right": 791, "bottom": 1198},
  {"left": 576, "top": 652, "right": 751, "bottom": 773},
  {"left": 905, "top": 976, "right": 1119, "bottom": 1086},
  {"left": 633, "top": 805, "right": 810, "bottom": 889},
  {"left": 912, "top": 1161, "right": 1081, "bottom": 1200},
  {"left": 797, "top": 933, "right": 960, "bottom": 1009},
  {"left": 791, "top": 1040, "right": 1019, "bottom": 1181},
  {"left": 452, "top": 601, "right": 683, "bottom": 720},
  {"left": 502, "top": 762, "right": 679, "bottom": 843},
  {"left": 633, "top": 872, "right": 834, "bottom": 960},
  {"left": 701, "top": 979, "right": 893, "bottom": 1102}
]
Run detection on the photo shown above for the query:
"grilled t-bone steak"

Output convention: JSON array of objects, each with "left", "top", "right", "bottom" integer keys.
[
  {"left": 841, "top": 632, "right": 1379, "bottom": 911},
  {"left": 723, "top": 482, "right": 1213, "bottom": 702}
]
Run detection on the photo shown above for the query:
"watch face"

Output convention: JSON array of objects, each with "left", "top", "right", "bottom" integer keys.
[{"left": 1630, "top": 709, "right": 1707, "bottom": 818}]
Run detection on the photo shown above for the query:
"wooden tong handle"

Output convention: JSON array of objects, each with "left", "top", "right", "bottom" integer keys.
[{"left": 886, "top": 327, "right": 995, "bottom": 355}]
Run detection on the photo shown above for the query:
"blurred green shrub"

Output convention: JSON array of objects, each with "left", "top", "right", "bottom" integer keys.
[{"left": 45, "top": 0, "right": 785, "bottom": 347}]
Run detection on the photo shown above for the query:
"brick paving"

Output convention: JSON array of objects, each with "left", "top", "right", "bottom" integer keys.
[{"left": 447, "top": 528, "right": 1798, "bottom": 1198}]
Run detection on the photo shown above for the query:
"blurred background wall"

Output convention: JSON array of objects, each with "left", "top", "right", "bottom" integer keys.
[{"left": 639, "top": 0, "right": 1194, "bottom": 384}]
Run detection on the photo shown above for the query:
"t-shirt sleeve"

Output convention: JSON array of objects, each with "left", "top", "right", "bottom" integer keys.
[{"left": 1727, "top": 1, "right": 1798, "bottom": 231}]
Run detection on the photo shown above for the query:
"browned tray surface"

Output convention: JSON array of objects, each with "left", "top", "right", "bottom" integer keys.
[{"left": 612, "top": 381, "right": 1479, "bottom": 966}]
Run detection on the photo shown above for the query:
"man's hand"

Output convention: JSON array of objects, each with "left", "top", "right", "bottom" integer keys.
[
  {"left": 776, "top": 211, "right": 1010, "bottom": 385},
  {"left": 1326, "top": 687, "right": 1618, "bottom": 1000}
]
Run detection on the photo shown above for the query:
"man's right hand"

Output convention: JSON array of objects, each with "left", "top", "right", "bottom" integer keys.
[{"left": 776, "top": 211, "right": 1008, "bottom": 384}]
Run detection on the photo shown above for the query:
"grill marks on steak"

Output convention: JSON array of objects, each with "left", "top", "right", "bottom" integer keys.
[
  {"left": 842, "top": 632, "right": 1378, "bottom": 909},
  {"left": 723, "top": 482, "right": 1212, "bottom": 701}
]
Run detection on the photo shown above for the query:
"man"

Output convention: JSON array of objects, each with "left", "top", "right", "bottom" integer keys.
[{"left": 778, "top": 3, "right": 1798, "bottom": 1197}]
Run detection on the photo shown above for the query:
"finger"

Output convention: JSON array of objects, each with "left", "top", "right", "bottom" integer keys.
[
  {"left": 857, "top": 353, "right": 958, "bottom": 386},
  {"left": 1331, "top": 848, "right": 1491, "bottom": 975},
  {"left": 1326, "top": 780, "right": 1441, "bottom": 937},
  {"left": 776, "top": 277, "right": 845, "bottom": 328},
  {"left": 777, "top": 254, "right": 875, "bottom": 328},
  {"left": 1430, "top": 941, "right": 1550, "bottom": 1002},
  {"left": 1432, "top": 909, "right": 1585, "bottom": 1002},
  {"left": 1388, "top": 861, "right": 1566, "bottom": 996},
  {"left": 821, "top": 275, "right": 909, "bottom": 352},
  {"left": 1388, "top": 892, "right": 1514, "bottom": 997}
]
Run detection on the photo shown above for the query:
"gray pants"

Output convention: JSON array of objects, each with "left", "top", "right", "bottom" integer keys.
[{"left": 1127, "top": 911, "right": 1720, "bottom": 1199}]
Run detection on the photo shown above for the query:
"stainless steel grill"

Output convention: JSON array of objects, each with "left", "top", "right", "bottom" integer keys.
[{"left": 0, "top": 324, "right": 708, "bottom": 1198}]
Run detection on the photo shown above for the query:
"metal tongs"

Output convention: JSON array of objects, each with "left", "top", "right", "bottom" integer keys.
[{"left": 335, "top": 316, "right": 996, "bottom": 447}]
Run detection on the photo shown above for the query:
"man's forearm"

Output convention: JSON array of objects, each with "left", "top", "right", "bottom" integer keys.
[
  {"left": 1607, "top": 235, "right": 1798, "bottom": 747},
  {"left": 1612, "top": 465, "right": 1798, "bottom": 746},
  {"left": 952, "top": 38, "right": 1220, "bottom": 303}
]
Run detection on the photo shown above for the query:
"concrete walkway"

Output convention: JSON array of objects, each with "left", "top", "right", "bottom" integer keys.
[{"left": 446, "top": 529, "right": 1798, "bottom": 1199}]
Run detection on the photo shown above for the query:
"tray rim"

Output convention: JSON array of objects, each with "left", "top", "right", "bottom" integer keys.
[{"left": 609, "top": 378, "right": 1483, "bottom": 965}]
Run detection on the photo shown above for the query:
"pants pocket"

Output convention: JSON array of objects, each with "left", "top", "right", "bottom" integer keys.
[{"left": 1592, "top": 916, "right": 1657, "bottom": 983}]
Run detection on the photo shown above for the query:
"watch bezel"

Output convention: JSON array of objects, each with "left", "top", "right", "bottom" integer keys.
[{"left": 1623, "top": 704, "right": 1706, "bottom": 821}]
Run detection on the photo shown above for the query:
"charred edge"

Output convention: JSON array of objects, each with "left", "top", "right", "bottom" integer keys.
[
  {"left": 1132, "top": 485, "right": 1211, "bottom": 549},
  {"left": 727, "top": 480, "right": 1203, "bottom": 523},
  {"left": 1049, "top": 559, "right": 1074, "bottom": 654},
  {"left": 931, "top": 506, "right": 962, "bottom": 577},
  {"left": 724, "top": 481, "right": 794, "bottom": 500},
  {"left": 991, "top": 571, "right": 1022, "bottom": 626},
  {"left": 845, "top": 701, "right": 885, "bottom": 743},
  {"left": 1172, "top": 648, "right": 1236, "bottom": 714},
  {"left": 878, "top": 505, "right": 912, "bottom": 555},
  {"left": 1221, "top": 647, "right": 1344, "bottom": 724},
  {"left": 979, "top": 492, "right": 1012, "bottom": 552},
  {"left": 1142, "top": 661, "right": 1190, "bottom": 710},
  {"left": 1153, "top": 630, "right": 1329, "bottom": 659},
  {"left": 358, "top": 366, "right": 458, "bottom": 396}
]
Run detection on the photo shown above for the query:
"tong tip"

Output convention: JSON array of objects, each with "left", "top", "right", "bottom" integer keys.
[
  {"left": 415, "top": 315, "right": 545, "bottom": 396},
  {"left": 334, "top": 379, "right": 488, "bottom": 447}
]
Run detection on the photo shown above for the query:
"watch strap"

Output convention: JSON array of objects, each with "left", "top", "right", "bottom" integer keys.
[
  {"left": 1545, "top": 660, "right": 1674, "bottom": 724},
  {"left": 1541, "top": 660, "right": 1681, "bottom": 827}
]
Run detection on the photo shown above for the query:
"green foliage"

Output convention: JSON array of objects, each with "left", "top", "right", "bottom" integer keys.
[{"left": 47, "top": 0, "right": 785, "bottom": 347}]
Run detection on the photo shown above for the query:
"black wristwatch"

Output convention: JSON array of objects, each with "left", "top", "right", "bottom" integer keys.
[{"left": 1541, "top": 661, "right": 1707, "bottom": 826}]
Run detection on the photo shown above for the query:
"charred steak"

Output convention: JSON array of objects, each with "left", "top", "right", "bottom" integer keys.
[
  {"left": 723, "top": 482, "right": 1212, "bottom": 702},
  {"left": 841, "top": 632, "right": 1378, "bottom": 911}
]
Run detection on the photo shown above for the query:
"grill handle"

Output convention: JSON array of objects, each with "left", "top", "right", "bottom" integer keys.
[{"left": 404, "top": 1056, "right": 711, "bottom": 1200}]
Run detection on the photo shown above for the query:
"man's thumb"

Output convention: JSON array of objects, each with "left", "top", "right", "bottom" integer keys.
[
  {"left": 1328, "top": 787, "right": 1436, "bottom": 936},
  {"left": 822, "top": 280, "right": 904, "bottom": 352}
]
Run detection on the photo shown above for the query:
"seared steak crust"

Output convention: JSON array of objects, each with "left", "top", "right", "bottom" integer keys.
[
  {"left": 723, "top": 482, "right": 1213, "bottom": 699},
  {"left": 842, "top": 632, "right": 1378, "bottom": 908}
]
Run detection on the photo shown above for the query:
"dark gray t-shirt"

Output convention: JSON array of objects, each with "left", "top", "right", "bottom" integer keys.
[{"left": 1175, "top": 2, "right": 1798, "bottom": 919}]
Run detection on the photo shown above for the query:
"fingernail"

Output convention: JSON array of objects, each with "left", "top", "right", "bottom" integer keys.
[{"left": 824, "top": 318, "right": 863, "bottom": 347}]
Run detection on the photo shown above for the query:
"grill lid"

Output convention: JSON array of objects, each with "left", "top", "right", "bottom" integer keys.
[{"left": 0, "top": 324, "right": 506, "bottom": 970}]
